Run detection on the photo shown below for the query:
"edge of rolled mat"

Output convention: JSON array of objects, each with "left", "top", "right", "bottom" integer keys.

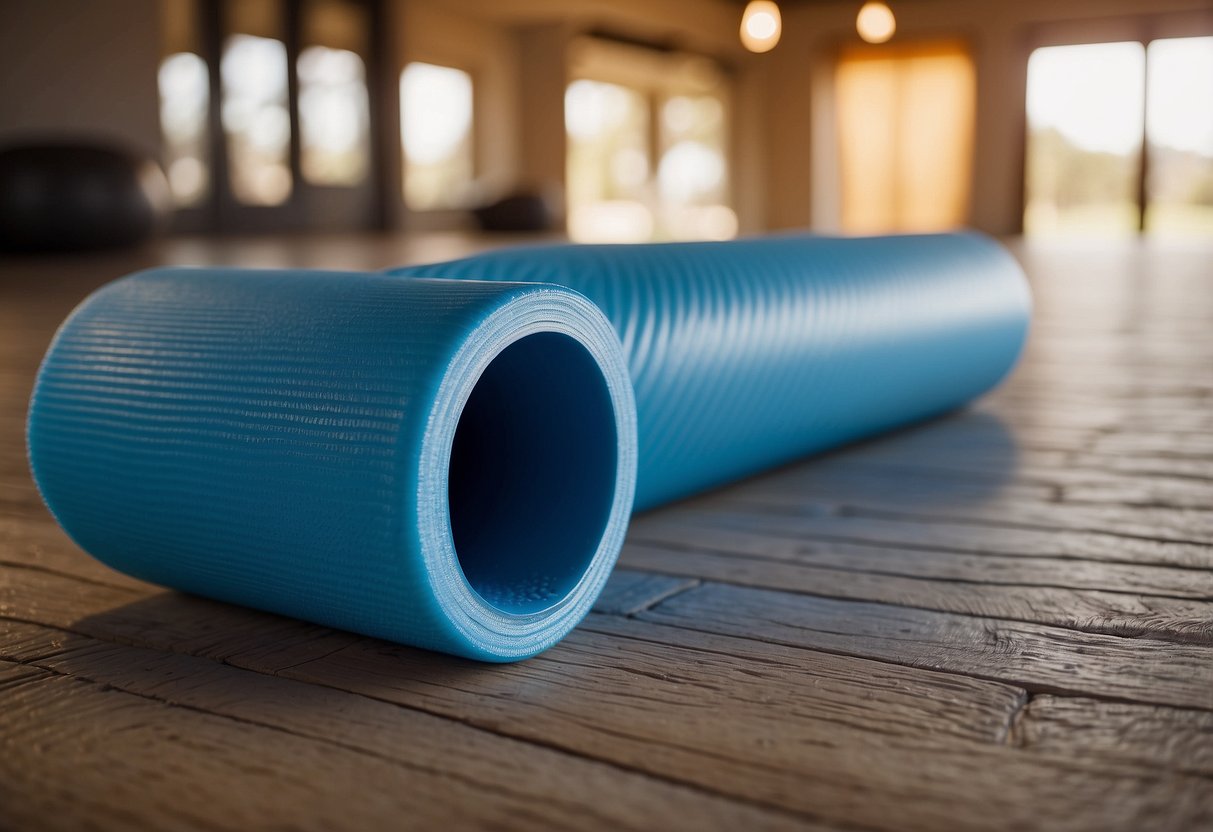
[{"left": 26, "top": 267, "right": 638, "bottom": 661}]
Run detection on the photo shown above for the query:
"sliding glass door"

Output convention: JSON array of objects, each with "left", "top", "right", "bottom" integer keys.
[{"left": 1024, "top": 35, "right": 1213, "bottom": 237}]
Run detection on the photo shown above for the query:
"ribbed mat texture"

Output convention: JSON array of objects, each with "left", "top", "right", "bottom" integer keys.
[
  {"left": 28, "top": 233, "right": 1030, "bottom": 660},
  {"left": 395, "top": 233, "right": 1031, "bottom": 510}
]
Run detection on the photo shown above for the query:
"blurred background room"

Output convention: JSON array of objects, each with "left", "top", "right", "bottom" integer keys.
[{"left": 0, "top": 0, "right": 1210, "bottom": 251}]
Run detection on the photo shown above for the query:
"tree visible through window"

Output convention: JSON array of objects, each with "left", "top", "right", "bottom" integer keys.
[
  {"left": 1025, "top": 42, "right": 1145, "bottom": 236},
  {"left": 1025, "top": 37, "right": 1213, "bottom": 237},
  {"left": 1145, "top": 37, "right": 1213, "bottom": 235}
]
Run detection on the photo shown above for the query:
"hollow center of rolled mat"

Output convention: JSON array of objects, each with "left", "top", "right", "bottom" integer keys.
[{"left": 447, "top": 332, "right": 618, "bottom": 615}]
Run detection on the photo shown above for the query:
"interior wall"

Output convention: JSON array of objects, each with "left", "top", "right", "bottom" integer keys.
[
  {"left": 0, "top": 0, "right": 161, "bottom": 158},
  {"left": 730, "top": 61, "right": 768, "bottom": 234},
  {"left": 773, "top": 0, "right": 1213, "bottom": 235},
  {"left": 426, "top": 0, "right": 743, "bottom": 56},
  {"left": 516, "top": 23, "right": 571, "bottom": 198}
]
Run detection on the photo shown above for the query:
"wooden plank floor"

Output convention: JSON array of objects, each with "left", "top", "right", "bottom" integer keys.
[{"left": 1, "top": 234, "right": 1210, "bottom": 831}]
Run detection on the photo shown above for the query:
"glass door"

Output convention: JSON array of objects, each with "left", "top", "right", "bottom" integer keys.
[
  {"left": 1145, "top": 37, "right": 1213, "bottom": 236},
  {"left": 1023, "top": 33, "right": 1213, "bottom": 238}
]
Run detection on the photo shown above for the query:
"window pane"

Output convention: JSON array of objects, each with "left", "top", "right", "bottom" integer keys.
[
  {"left": 400, "top": 63, "right": 473, "bottom": 210},
  {"left": 1145, "top": 36, "right": 1213, "bottom": 236},
  {"left": 658, "top": 94, "right": 736, "bottom": 240},
  {"left": 158, "top": 52, "right": 210, "bottom": 207},
  {"left": 1025, "top": 42, "right": 1145, "bottom": 236},
  {"left": 298, "top": 45, "right": 369, "bottom": 186},
  {"left": 221, "top": 33, "right": 292, "bottom": 206},
  {"left": 565, "top": 79, "right": 652, "bottom": 243}
]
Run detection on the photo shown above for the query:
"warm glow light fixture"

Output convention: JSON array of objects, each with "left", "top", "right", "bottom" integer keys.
[
  {"left": 740, "top": 0, "right": 782, "bottom": 54},
  {"left": 856, "top": 1, "right": 896, "bottom": 45}
]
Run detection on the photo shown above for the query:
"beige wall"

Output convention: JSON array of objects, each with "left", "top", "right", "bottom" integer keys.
[
  {"left": 768, "top": 0, "right": 1213, "bottom": 235},
  {"left": 0, "top": 0, "right": 162, "bottom": 157}
]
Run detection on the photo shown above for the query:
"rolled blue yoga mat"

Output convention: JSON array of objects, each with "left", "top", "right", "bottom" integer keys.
[{"left": 28, "top": 233, "right": 1030, "bottom": 661}]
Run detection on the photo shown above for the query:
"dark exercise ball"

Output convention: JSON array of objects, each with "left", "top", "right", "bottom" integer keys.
[
  {"left": 0, "top": 141, "right": 171, "bottom": 253},
  {"left": 472, "top": 191, "right": 558, "bottom": 233}
]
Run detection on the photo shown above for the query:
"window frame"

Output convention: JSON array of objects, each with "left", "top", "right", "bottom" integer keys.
[
  {"left": 157, "top": 0, "right": 388, "bottom": 234},
  {"left": 1017, "top": 13, "right": 1213, "bottom": 234}
]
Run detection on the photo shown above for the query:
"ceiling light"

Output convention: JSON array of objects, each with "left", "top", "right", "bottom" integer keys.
[
  {"left": 857, "top": 1, "right": 896, "bottom": 45},
  {"left": 741, "top": 1, "right": 782, "bottom": 54}
]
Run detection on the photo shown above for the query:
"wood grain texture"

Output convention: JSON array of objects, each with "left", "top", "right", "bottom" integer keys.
[
  {"left": 639, "top": 504, "right": 1213, "bottom": 568},
  {"left": 591, "top": 570, "right": 699, "bottom": 615},
  {"left": 618, "top": 540, "right": 1213, "bottom": 643},
  {"left": 637, "top": 582, "right": 1213, "bottom": 710},
  {"left": 4, "top": 592, "right": 1209, "bottom": 831},
  {"left": 1011, "top": 695, "right": 1213, "bottom": 779},
  {"left": 2, "top": 236, "right": 1213, "bottom": 831},
  {"left": 0, "top": 625, "right": 802, "bottom": 832}
]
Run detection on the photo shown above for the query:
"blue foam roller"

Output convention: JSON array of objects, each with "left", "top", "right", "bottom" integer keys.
[
  {"left": 27, "top": 270, "right": 638, "bottom": 660},
  {"left": 28, "top": 232, "right": 1030, "bottom": 661},
  {"left": 394, "top": 232, "right": 1031, "bottom": 509}
]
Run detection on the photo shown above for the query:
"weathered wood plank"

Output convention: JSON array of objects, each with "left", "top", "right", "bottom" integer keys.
[
  {"left": 696, "top": 487, "right": 1213, "bottom": 546},
  {"left": 5, "top": 668, "right": 564, "bottom": 832},
  {"left": 636, "top": 506, "right": 1213, "bottom": 569},
  {"left": 4, "top": 613, "right": 1209, "bottom": 832},
  {"left": 625, "top": 523, "right": 1213, "bottom": 599},
  {"left": 831, "top": 445, "right": 1213, "bottom": 486},
  {"left": 591, "top": 570, "right": 699, "bottom": 616},
  {"left": 1062, "top": 452, "right": 1213, "bottom": 482},
  {"left": 1012, "top": 695, "right": 1213, "bottom": 780},
  {"left": 0, "top": 566, "right": 1028, "bottom": 746},
  {"left": 4, "top": 564, "right": 1213, "bottom": 831},
  {"left": 289, "top": 616, "right": 1213, "bottom": 832},
  {"left": 1093, "top": 431, "right": 1213, "bottom": 459},
  {"left": 636, "top": 583, "right": 1213, "bottom": 711},
  {"left": 618, "top": 543, "right": 1213, "bottom": 644},
  {"left": 0, "top": 622, "right": 800, "bottom": 832},
  {"left": 714, "top": 451, "right": 1213, "bottom": 513}
]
